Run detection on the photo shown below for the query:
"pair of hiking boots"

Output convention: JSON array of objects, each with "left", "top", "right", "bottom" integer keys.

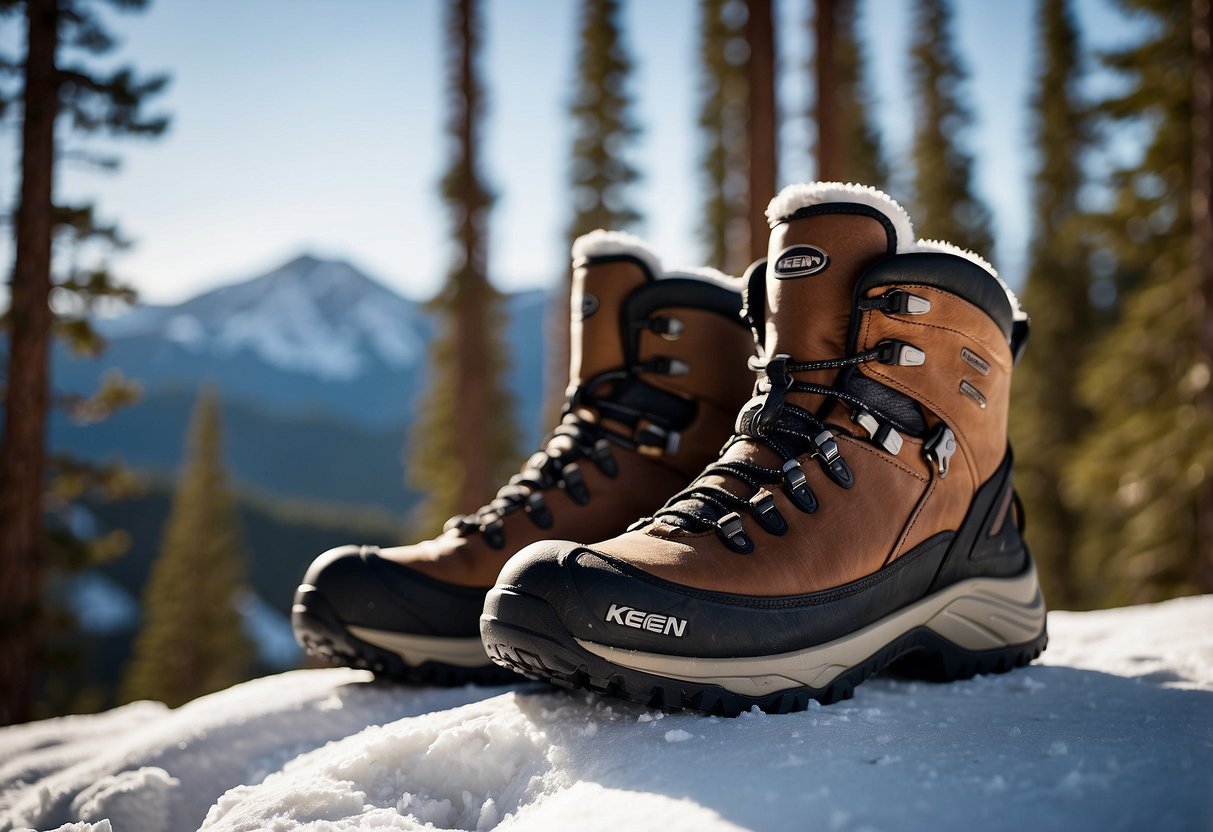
[{"left": 292, "top": 183, "right": 1047, "bottom": 716}]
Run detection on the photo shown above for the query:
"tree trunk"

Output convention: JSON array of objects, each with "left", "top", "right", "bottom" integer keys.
[
  {"left": 814, "top": 0, "right": 844, "bottom": 181},
  {"left": 746, "top": 0, "right": 777, "bottom": 263},
  {"left": 0, "top": 0, "right": 59, "bottom": 727},
  {"left": 451, "top": 0, "right": 494, "bottom": 509},
  {"left": 1192, "top": 0, "right": 1213, "bottom": 592}
]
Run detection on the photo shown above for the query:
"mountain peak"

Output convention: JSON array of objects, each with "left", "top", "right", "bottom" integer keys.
[{"left": 100, "top": 254, "right": 427, "bottom": 382}]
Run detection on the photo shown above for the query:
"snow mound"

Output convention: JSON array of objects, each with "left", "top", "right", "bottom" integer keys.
[{"left": 3, "top": 596, "right": 1212, "bottom": 832}]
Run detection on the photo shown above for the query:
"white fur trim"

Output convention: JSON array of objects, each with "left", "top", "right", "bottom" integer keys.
[
  {"left": 571, "top": 229, "right": 662, "bottom": 278},
  {"left": 911, "top": 239, "right": 1026, "bottom": 321},
  {"left": 765, "top": 182, "right": 915, "bottom": 252},
  {"left": 663, "top": 265, "right": 739, "bottom": 291}
]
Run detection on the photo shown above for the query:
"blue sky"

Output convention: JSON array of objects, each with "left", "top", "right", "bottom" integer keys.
[{"left": 0, "top": 0, "right": 1143, "bottom": 305}]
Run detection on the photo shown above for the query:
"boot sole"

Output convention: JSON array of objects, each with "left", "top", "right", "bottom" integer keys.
[
  {"left": 292, "top": 584, "right": 517, "bottom": 686},
  {"left": 480, "top": 564, "right": 1047, "bottom": 716}
]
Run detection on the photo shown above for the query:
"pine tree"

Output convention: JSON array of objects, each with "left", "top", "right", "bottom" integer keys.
[
  {"left": 696, "top": 0, "right": 783, "bottom": 272},
  {"left": 697, "top": 0, "right": 749, "bottom": 273},
  {"left": 407, "top": 0, "right": 518, "bottom": 536},
  {"left": 544, "top": 0, "right": 642, "bottom": 420},
  {"left": 907, "top": 0, "right": 994, "bottom": 256},
  {"left": 813, "top": 0, "right": 887, "bottom": 188},
  {"left": 567, "top": 0, "right": 642, "bottom": 243},
  {"left": 1065, "top": 0, "right": 1211, "bottom": 605},
  {"left": 0, "top": 0, "right": 168, "bottom": 726},
  {"left": 1008, "top": 0, "right": 1093, "bottom": 607},
  {"left": 120, "top": 388, "right": 253, "bottom": 708},
  {"left": 746, "top": 0, "right": 776, "bottom": 263}
]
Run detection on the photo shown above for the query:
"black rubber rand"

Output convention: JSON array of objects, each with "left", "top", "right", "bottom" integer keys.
[
  {"left": 481, "top": 586, "right": 1046, "bottom": 717},
  {"left": 292, "top": 584, "right": 517, "bottom": 686}
]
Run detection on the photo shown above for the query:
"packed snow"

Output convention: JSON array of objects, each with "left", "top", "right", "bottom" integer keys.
[{"left": 3, "top": 595, "right": 1211, "bottom": 832}]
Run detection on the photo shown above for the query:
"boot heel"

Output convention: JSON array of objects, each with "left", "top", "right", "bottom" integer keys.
[
  {"left": 889, "top": 626, "right": 1048, "bottom": 682},
  {"left": 891, "top": 563, "right": 1049, "bottom": 682}
]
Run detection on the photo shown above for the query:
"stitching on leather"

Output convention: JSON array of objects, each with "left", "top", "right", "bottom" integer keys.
[
  {"left": 856, "top": 317, "right": 981, "bottom": 486},
  {"left": 836, "top": 433, "right": 927, "bottom": 482},
  {"left": 870, "top": 287, "right": 1011, "bottom": 369},
  {"left": 891, "top": 475, "right": 935, "bottom": 565}
]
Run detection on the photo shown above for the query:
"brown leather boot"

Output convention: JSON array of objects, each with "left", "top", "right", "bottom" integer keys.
[
  {"left": 481, "top": 184, "right": 1047, "bottom": 713},
  {"left": 292, "top": 231, "right": 757, "bottom": 683}
]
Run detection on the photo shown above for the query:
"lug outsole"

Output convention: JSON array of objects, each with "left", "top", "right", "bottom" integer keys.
[
  {"left": 292, "top": 585, "right": 517, "bottom": 687},
  {"left": 481, "top": 589, "right": 1047, "bottom": 717}
]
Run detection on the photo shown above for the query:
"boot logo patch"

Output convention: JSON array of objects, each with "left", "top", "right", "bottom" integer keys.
[
  {"left": 604, "top": 603, "right": 687, "bottom": 637},
  {"left": 773, "top": 244, "right": 830, "bottom": 279},
  {"left": 579, "top": 293, "right": 600, "bottom": 320}
]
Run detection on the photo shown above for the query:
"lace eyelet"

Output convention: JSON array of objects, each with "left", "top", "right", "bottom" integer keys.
[
  {"left": 524, "top": 492, "right": 554, "bottom": 529},
  {"left": 781, "top": 459, "right": 818, "bottom": 513},
  {"left": 749, "top": 489, "right": 789, "bottom": 536},
  {"left": 561, "top": 463, "right": 590, "bottom": 505},
  {"left": 717, "top": 512, "right": 754, "bottom": 553}
]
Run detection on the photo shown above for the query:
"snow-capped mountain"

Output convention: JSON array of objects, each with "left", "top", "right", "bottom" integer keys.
[
  {"left": 51, "top": 255, "right": 550, "bottom": 512},
  {"left": 99, "top": 255, "right": 429, "bottom": 382}
]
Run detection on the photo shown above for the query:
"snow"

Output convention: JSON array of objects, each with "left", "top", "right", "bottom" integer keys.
[
  {"left": 96, "top": 255, "right": 426, "bottom": 381},
  {"left": 3, "top": 595, "right": 1211, "bottom": 832}
]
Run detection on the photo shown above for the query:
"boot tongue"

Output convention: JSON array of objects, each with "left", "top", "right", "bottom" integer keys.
[{"left": 763, "top": 201, "right": 904, "bottom": 362}]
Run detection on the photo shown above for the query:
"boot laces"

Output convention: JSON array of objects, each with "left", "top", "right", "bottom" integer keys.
[
  {"left": 446, "top": 360, "right": 685, "bottom": 550},
  {"left": 638, "top": 345, "right": 920, "bottom": 551}
]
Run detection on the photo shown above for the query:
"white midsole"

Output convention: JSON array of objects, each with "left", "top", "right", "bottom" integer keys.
[
  {"left": 347, "top": 626, "right": 491, "bottom": 668},
  {"left": 575, "top": 563, "right": 1046, "bottom": 697}
]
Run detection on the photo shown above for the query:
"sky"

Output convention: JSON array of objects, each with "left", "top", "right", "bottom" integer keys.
[{"left": 0, "top": 0, "right": 1145, "bottom": 306}]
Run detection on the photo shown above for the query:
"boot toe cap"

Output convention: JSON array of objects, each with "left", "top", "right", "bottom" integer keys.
[
  {"left": 489, "top": 538, "right": 702, "bottom": 653},
  {"left": 296, "top": 544, "right": 485, "bottom": 639}
]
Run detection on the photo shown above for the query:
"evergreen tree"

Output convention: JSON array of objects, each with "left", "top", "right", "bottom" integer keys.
[
  {"left": 408, "top": 0, "right": 517, "bottom": 536},
  {"left": 120, "top": 388, "right": 253, "bottom": 708},
  {"left": 907, "top": 0, "right": 994, "bottom": 255},
  {"left": 696, "top": 0, "right": 783, "bottom": 272},
  {"left": 0, "top": 0, "right": 168, "bottom": 726},
  {"left": 1008, "top": 0, "right": 1093, "bottom": 607},
  {"left": 813, "top": 0, "right": 887, "bottom": 188},
  {"left": 567, "top": 0, "right": 642, "bottom": 243},
  {"left": 746, "top": 0, "right": 776, "bottom": 263},
  {"left": 697, "top": 0, "right": 749, "bottom": 273},
  {"left": 1065, "top": 0, "right": 1211, "bottom": 605},
  {"left": 544, "top": 0, "right": 641, "bottom": 422}
]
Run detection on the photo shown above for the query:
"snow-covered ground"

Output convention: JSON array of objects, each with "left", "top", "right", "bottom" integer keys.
[{"left": 3, "top": 595, "right": 1211, "bottom": 832}]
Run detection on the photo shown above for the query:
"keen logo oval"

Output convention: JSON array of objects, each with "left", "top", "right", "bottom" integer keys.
[{"left": 773, "top": 244, "right": 831, "bottom": 279}]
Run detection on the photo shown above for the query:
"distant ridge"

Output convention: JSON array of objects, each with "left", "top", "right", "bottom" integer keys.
[{"left": 50, "top": 253, "right": 550, "bottom": 512}]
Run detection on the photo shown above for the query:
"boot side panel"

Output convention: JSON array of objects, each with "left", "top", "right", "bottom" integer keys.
[
  {"left": 855, "top": 283, "right": 1013, "bottom": 487},
  {"left": 570, "top": 256, "right": 651, "bottom": 386},
  {"left": 928, "top": 449, "right": 1032, "bottom": 593},
  {"left": 636, "top": 307, "right": 756, "bottom": 414}
]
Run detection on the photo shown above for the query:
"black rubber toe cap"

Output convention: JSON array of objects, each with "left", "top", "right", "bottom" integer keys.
[
  {"left": 493, "top": 539, "right": 707, "bottom": 654},
  {"left": 298, "top": 544, "right": 486, "bottom": 638}
]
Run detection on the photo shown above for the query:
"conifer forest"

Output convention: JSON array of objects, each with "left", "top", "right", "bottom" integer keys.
[{"left": 0, "top": 0, "right": 1209, "bottom": 727}]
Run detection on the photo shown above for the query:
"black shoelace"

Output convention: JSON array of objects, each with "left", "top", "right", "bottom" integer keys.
[
  {"left": 640, "top": 347, "right": 920, "bottom": 553},
  {"left": 446, "top": 355, "right": 687, "bottom": 550},
  {"left": 444, "top": 414, "right": 619, "bottom": 549}
]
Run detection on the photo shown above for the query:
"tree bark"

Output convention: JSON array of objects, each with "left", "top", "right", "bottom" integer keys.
[
  {"left": 814, "top": 0, "right": 844, "bottom": 180},
  {"left": 0, "top": 0, "right": 60, "bottom": 726},
  {"left": 451, "top": 0, "right": 494, "bottom": 508},
  {"left": 1192, "top": 0, "right": 1213, "bottom": 592},
  {"left": 746, "top": 0, "right": 777, "bottom": 263}
]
